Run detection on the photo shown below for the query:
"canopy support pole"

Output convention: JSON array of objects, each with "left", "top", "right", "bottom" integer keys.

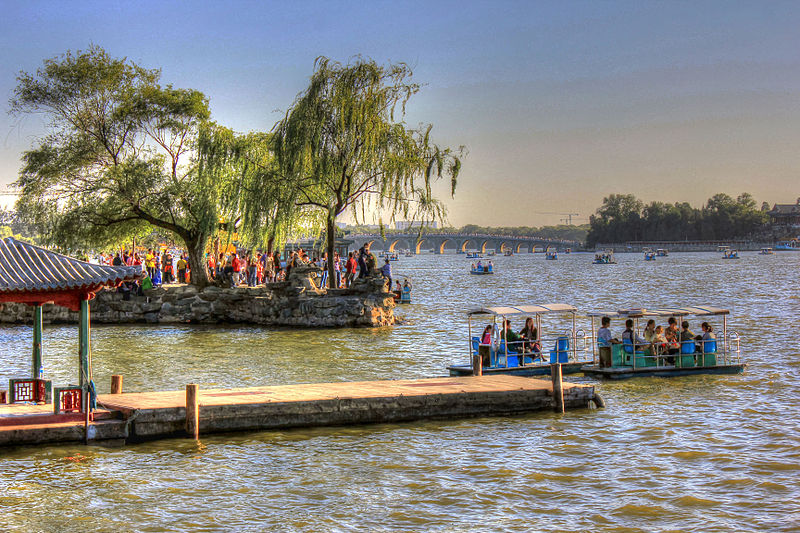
[
  {"left": 32, "top": 305, "right": 42, "bottom": 379},
  {"left": 79, "top": 298, "right": 90, "bottom": 388}
]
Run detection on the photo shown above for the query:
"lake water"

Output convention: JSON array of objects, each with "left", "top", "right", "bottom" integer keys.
[{"left": 1, "top": 251, "right": 799, "bottom": 532}]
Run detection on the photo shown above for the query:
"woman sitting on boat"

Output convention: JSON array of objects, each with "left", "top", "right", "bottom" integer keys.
[
  {"left": 502, "top": 319, "right": 524, "bottom": 353},
  {"left": 622, "top": 319, "right": 653, "bottom": 352},
  {"left": 695, "top": 322, "right": 716, "bottom": 352},
  {"left": 519, "top": 317, "right": 541, "bottom": 354}
]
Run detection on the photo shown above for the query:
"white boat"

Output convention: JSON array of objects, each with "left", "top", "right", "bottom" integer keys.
[
  {"left": 447, "top": 303, "right": 592, "bottom": 377},
  {"left": 582, "top": 305, "right": 745, "bottom": 379}
]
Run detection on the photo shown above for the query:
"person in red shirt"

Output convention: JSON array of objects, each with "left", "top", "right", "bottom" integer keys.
[
  {"left": 231, "top": 253, "right": 241, "bottom": 286},
  {"left": 345, "top": 251, "right": 357, "bottom": 287}
]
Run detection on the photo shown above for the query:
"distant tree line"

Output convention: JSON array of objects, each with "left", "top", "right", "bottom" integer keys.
[{"left": 586, "top": 193, "right": 768, "bottom": 247}]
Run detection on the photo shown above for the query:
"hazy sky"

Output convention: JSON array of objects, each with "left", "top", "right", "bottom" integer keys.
[{"left": 1, "top": 1, "right": 799, "bottom": 227}]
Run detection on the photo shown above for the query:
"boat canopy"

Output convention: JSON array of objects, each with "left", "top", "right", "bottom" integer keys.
[
  {"left": 587, "top": 305, "right": 730, "bottom": 318},
  {"left": 468, "top": 303, "right": 577, "bottom": 316}
]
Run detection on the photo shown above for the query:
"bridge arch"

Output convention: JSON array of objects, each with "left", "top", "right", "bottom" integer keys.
[
  {"left": 515, "top": 242, "right": 525, "bottom": 253},
  {"left": 387, "top": 239, "right": 400, "bottom": 253},
  {"left": 414, "top": 239, "right": 426, "bottom": 254},
  {"left": 459, "top": 239, "right": 471, "bottom": 252},
  {"left": 438, "top": 238, "right": 451, "bottom": 254},
  {"left": 499, "top": 241, "right": 509, "bottom": 253}
]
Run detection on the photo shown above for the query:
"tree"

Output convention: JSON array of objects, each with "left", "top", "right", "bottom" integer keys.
[
  {"left": 11, "top": 46, "right": 223, "bottom": 286},
  {"left": 273, "top": 57, "right": 464, "bottom": 286}
]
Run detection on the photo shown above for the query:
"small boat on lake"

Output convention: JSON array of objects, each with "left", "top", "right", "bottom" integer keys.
[
  {"left": 504, "top": 250, "right": 514, "bottom": 256},
  {"left": 593, "top": 250, "right": 616, "bottom": 264},
  {"left": 656, "top": 249, "right": 668, "bottom": 257},
  {"left": 644, "top": 249, "right": 656, "bottom": 261},
  {"left": 448, "top": 303, "right": 592, "bottom": 377},
  {"left": 487, "top": 250, "right": 496, "bottom": 256},
  {"left": 582, "top": 305, "right": 745, "bottom": 380},
  {"left": 721, "top": 247, "right": 740, "bottom": 259},
  {"left": 775, "top": 240, "right": 800, "bottom": 251},
  {"left": 470, "top": 262, "right": 493, "bottom": 274},
  {"left": 392, "top": 277, "right": 412, "bottom": 304},
  {"left": 466, "top": 251, "right": 483, "bottom": 259},
  {"left": 545, "top": 250, "right": 558, "bottom": 260},
  {"left": 564, "top": 248, "right": 571, "bottom": 254},
  {"left": 759, "top": 248, "right": 774, "bottom": 255}
]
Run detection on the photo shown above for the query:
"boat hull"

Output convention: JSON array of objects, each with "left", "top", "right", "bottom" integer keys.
[
  {"left": 581, "top": 363, "right": 746, "bottom": 380},
  {"left": 448, "top": 361, "right": 588, "bottom": 377}
]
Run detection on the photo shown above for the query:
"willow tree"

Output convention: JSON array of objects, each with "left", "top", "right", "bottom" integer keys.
[
  {"left": 198, "top": 126, "right": 314, "bottom": 255},
  {"left": 273, "top": 57, "right": 464, "bottom": 287},
  {"left": 11, "top": 46, "right": 224, "bottom": 287}
]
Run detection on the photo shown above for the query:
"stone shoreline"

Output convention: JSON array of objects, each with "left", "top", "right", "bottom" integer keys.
[{"left": 0, "top": 266, "right": 395, "bottom": 328}]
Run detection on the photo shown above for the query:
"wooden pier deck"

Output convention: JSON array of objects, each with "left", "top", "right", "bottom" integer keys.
[{"left": 0, "top": 375, "right": 599, "bottom": 447}]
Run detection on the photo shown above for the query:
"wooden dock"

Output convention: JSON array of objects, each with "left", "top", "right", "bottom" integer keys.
[{"left": 0, "top": 375, "right": 599, "bottom": 447}]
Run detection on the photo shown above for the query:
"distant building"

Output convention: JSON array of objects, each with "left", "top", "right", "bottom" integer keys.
[
  {"left": 394, "top": 220, "right": 437, "bottom": 230},
  {"left": 768, "top": 198, "right": 800, "bottom": 228}
]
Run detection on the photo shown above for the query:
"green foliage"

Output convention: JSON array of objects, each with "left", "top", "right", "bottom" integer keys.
[
  {"left": 11, "top": 46, "right": 221, "bottom": 285},
  {"left": 586, "top": 193, "right": 769, "bottom": 246},
  {"left": 273, "top": 56, "right": 465, "bottom": 285}
]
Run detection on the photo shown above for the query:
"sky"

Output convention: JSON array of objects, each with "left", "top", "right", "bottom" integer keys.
[{"left": 1, "top": 0, "right": 799, "bottom": 227}]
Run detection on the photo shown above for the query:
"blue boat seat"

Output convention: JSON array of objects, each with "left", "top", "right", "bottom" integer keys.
[
  {"left": 680, "top": 340, "right": 696, "bottom": 354},
  {"left": 471, "top": 336, "right": 480, "bottom": 355},
  {"left": 549, "top": 336, "right": 570, "bottom": 364}
]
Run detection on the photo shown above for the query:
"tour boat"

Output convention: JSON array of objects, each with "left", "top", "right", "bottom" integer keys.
[
  {"left": 487, "top": 251, "right": 496, "bottom": 256},
  {"left": 447, "top": 303, "right": 593, "bottom": 377},
  {"left": 470, "top": 263, "right": 493, "bottom": 274},
  {"left": 759, "top": 248, "right": 774, "bottom": 255},
  {"left": 656, "top": 249, "right": 668, "bottom": 257},
  {"left": 722, "top": 248, "right": 740, "bottom": 259},
  {"left": 404, "top": 251, "right": 414, "bottom": 257},
  {"left": 466, "top": 252, "right": 483, "bottom": 259},
  {"left": 387, "top": 253, "right": 399, "bottom": 261},
  {"left": 581, "top": 305, "right": 746, "bottom": 380},
  {"left": 644, "top": 249, "right": 656, "bottom": 261},
  {"left": 504, "top": 250, "right": 514, "bottom": 256},
  {"left": 592, "top": 250, "right": 616, "bottom": 264},
  {"left": 564, "top": 248, "right": 571, "bottom": 254},
  {"left": 545, "top": 250, "right": 558, "bottom": 260}
]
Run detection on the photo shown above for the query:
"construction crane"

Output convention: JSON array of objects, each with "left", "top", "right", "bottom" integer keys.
[{"left": 532, "top": 211, "right": 581, "bottom": 225}]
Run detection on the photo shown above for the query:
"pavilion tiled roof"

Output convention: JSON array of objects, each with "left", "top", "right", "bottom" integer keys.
[{"left": 0, "top": 237, "right": 142, "bottom": 293}]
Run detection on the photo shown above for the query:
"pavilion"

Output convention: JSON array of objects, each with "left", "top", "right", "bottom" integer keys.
[{"left": 0, "top": 237, "right": 142, "bottom": 413}]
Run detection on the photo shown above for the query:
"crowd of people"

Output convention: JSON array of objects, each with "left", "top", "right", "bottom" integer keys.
[
  {"left": 597, "top": 316, "right": 717, "bottom": 367},
  {"left": 94, "top": 243, "right": 394, "bottom": 291}
]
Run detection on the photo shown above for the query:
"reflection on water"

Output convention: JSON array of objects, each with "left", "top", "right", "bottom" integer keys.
[{"left": 1, "top": 252, "right": 799, "bottom": 531}]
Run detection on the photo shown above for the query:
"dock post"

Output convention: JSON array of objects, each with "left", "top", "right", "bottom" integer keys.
[
  {"left": 111, "top": 375, "right": 123, "bottom": 394},
  {"left": 471, "top": 353, "right": 483, "bottom": 376},
  {"left": 186, "top": 384, "right": 199, "bottom": 439},
  {"left": 551, "top": 363, "right": 564, "bottom": 413}
]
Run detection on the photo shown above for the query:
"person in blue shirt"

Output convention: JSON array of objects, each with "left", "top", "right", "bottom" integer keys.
[{"left": 380, "top": 258, "right": 392, "bottom": 290}]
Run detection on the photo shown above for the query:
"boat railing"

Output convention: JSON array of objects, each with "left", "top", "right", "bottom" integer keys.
[{"left": 726, "top": 331, "right": 741, "bottom": 364}]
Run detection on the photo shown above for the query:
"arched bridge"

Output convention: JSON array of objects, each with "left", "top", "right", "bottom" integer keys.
[{"left": 349, "top": 233, "right": 579, "bottom": 254}]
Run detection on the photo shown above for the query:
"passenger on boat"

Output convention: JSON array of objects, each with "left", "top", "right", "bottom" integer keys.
[
  {"left": 622, "top": 319, "right": 652, "bottom": 352},
  {"left": 502, "top": 319, "right": 524, "bottom": 353},
  {"left": 519, "top": 317, "right": 541, "bottom": 354},
  {"left": 680, "top": 321, "right": 696, "bottom": 343},
  {"left": 479, "top": 325, "right": 494, "bottom": 366},
  {"left": 664, "top": 317, "right": 680, "bottom": 363},
  {"left": 643, "top": 319, "right": 657, "bottom": 342},
  {"left": 650, "top": 325, "right": 667, "bottom": 355},
  {"left": 476, "top": 260, "right": 482, "bottom": 271},
  {"left": 696, "top": 322, "right": 716, "bottom": 353},
  {"left": 597, "top": 316, "right": 620, "bottom": 368}
]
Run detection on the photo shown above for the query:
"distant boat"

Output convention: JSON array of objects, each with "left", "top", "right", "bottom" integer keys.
[
  {"left": 593, "top": 250, "right": 616, "bottom": 264},
  {"left": 759, "top": 248, "right": 774, "bottom": 255},
  {"left": 775, "top": 240, "right": 800, "bottom": 251},
  {"left": 504, "top": 250, "right": 513, "bottom": 257},
  {"left": 644, "top": 250, "right": 656, "bottom": 261},
  {"left": 545, "top": 250, "right": 557, "bottom": 260},
  {"left": 470, "top": 263, "right": 493, "bottom": 275},
  {"left": 466, "top": 252, "right": 483, "bottom": 259},
  {"left": 656, "top": 249, "right": 668, "bottom": 257}
]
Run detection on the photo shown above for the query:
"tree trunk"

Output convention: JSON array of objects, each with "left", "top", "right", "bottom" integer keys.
[
  {"left": 326, "top": 214, "right": 336, "bottom": 289},
  {"left": 184, "top": 233, "right": 211, "bottom": 288}
]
